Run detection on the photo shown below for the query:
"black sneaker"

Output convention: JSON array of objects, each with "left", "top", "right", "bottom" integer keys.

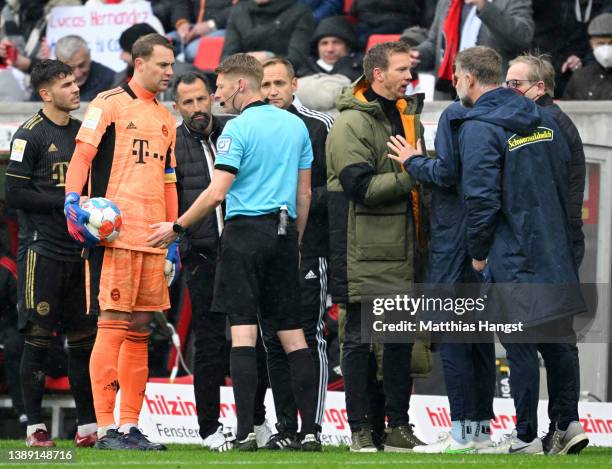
[
  {"left": 94, "top": 429, "right": 129, "bottom": 450},
  {"left": 542, "top": 428, "right": 555, "bottom": 454},
  {"left": 122, "top": 427, "right": 167, "bottom": 451},
  {"left": 216, "top": 432, "right": 258, "bottom": 452},
  {"left": 265, "top": 424, "right": 298, "bottom": 450}
]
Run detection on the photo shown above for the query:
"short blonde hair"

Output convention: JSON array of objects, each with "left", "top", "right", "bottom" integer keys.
[
  {"left": 215, "top": 53, "right": 264, "bottom": 88},
  {"left": 509, "top": 53, "right": 556, "bottom": 97}
]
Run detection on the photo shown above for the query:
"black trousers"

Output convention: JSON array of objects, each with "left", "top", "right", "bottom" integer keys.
[
  {"left": 538, "top": 316, "right": 580, "bottom": 432},
  {"left": 539, "top": 342, "right": 580, "bottom": 430},
  {"left": 186, "top": 252, "right": 228, "bottom": 439},
  {"left": 504, "top": 340, "right": 579, "bottom": 441},
  {"left": 188, "top": 251, "right": 268, "bottom": 437},
  {"left": 343, "top": 302, "right": 413, "bottom": 432},
  {"left": 439, "top": 342, "right": 496, "bottom": 422},
  {"left": 261, "top": 256, "right": 329, "bottom": 433}
]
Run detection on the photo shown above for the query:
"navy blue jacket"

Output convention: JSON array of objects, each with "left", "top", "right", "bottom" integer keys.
[
  {"left": 460, "top": 87, "right": 585, "bottom": 325},
  {"left": 299, "top": 0, "right": 343, "bottom": 24},
  {"left": 405, "top": 101, "right": 470, "bottom": 284},
  {"left": 537, "top": 94, "right": 585, "bottom": 268}
]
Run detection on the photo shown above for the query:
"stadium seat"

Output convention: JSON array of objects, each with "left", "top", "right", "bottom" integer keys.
[
  {"left": 343, "top": 0, "right": 353, "bottom": 14},
  {"left": 343, "top": 0, "right": 358, "bottom": 23},
  {"left": 365, "top": 34, "right": 402, "bottom": 51},
  {"left": 45, "top": 376, "right": 71, "bottom": 392},
  {"left": 193, "top": 36, "right": 225, "bottom": 72}
]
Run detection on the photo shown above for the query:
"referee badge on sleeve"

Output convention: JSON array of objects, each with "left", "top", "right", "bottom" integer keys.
[{"left": 217, "top": 136, "right": 232, "bottom": 154}]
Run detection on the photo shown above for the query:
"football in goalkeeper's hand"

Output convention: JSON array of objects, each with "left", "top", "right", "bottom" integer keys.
[{"left": 81, "top": 197, "right": 122, "bottom": 243}]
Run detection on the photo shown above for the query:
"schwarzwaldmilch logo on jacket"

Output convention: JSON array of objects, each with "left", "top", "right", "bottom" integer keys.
[{"left": 507, "top": 127, "right": 553, "bottom": 151}]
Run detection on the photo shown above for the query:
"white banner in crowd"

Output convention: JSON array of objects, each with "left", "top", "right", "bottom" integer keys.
[
  {"left": 0, "top": 123, "right": 20, "bottom": 152},
  {"left": 46, "top": 2, "right": 160, "bottom": 73},
  {"left": 119, "top": 383, "right": 612, "bottom": 447}
]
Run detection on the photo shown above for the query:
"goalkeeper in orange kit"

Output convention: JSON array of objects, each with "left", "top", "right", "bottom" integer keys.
[{"left": 64, "top": 34, "right": 179, "bottom": 450}]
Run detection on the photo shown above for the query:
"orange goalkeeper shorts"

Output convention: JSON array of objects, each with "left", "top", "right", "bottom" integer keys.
[{"left": 86, "top": 246, "right": 169, "bottom": 314}]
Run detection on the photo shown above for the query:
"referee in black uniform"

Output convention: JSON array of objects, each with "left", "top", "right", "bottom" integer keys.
[
  {"left": 148, "top": 53, "right": 320, "bottom": 452},
  {"left": 172, "top": 72, "right": 272, "bottom": 448},
  {"left": 5, "top": 60, "right": 97, "bottom": 447},
  {"left": 260, "top": 57, "right": 332, "bottom": 448}
]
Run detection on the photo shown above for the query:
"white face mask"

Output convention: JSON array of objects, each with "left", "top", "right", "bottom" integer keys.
[{"left": 593, "top": 44, "right": 612, "bottom": 69}]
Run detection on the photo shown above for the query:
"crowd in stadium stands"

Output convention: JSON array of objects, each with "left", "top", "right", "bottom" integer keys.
[{"left": 0, "top": 0, "right": 609, "bottom": 103}]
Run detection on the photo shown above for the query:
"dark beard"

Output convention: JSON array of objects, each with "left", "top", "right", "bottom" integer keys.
[
  {"left": 185, "top": 112, "right": 211, "bottom": 134},
  {"left": 459, "top": 95, "right": 473, "bottom": 108}
]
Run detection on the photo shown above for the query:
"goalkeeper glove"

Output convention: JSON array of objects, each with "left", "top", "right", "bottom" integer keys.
[
  {"left": 164, "top": 241, "right": 181, "bottom": 287},
  {"left": 64, "top": 192, "right": 99, "bottom": 247}
]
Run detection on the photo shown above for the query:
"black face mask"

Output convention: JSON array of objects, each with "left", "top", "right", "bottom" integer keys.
[{"left": 185, "top": 111, "right": 211, "bottom": 134}]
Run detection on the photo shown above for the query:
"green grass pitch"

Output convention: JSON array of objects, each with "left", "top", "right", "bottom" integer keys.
[{"left": 0, "top": 440, "right": 610, "bottom": 468}]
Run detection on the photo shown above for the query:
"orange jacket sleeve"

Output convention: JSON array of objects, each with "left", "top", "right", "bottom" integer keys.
[{"left": 165, "top": 182, "right": 178, "bottom": 222}]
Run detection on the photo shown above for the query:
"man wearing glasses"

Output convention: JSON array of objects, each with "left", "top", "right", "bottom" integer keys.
[
  {"left": 505, "top": 53, "right": 587, "bottom": 455},
  {"left": 454, "top": 46, "right": 586, "bottom": 455}
]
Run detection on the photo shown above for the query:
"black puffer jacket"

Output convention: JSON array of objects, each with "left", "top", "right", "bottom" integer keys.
[
  {"left": 296, "top": 15, "right": 363, "bottom": 80},
  {"left": 536, "top": 94, "right": 586, "bottom": 268},
  {"left": 174, "top": 116, "right": 231, "bottom": 260},
  {"left": 170, "top": 0, "right": 235, "bottom": 30},
  {"left": 222, "top": 0, "right": 315, "bottom": 69},
  {"left": 350, "top": 0, "right": 424, "bottom": 29}
]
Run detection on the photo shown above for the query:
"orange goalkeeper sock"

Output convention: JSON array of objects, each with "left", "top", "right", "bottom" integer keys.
[
  {"left": 118, "top": 331, "right": 150, "bottom": 426},
  {"left": 89, "top": 320, "right": 129, "bottom": 427}
]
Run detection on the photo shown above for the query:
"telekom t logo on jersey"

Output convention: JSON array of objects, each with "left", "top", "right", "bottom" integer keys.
[{"left": 132, "top": 139, "right": 166, "bottom": 164}]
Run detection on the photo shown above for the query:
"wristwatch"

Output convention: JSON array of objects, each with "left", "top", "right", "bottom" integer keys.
[
  {"left": 206, "top": 19, "right": 217, "bottom": 32},
  {"left": 172, "top": 221, "right": 186, "bottom": 240}
]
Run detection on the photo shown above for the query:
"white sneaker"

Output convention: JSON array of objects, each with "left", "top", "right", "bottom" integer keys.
[
  {"left": 214, "top": 434, "right": 236, "bottom": 453},
  {"left": 201, "top": 426, "right": 227, "bottom": 450},
  {"left": 477, "top": 431, "right": 544, "bottom": 454},
  {"left": 548, "top": 421, "right": 589, "bottom": 455},
  {"left": 473, "top": 438, "right": 497, "bottom": 452},
  {"left": 413, "top": 432, "right": 475, "bottom": 454},
  {"left": 254, "top": 420, "right": 274, "bottom": 448}
]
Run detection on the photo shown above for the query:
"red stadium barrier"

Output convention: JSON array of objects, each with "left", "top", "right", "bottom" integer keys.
[
  {"left": 343, "top": 0, "right": 358, "bottom": 23},
  {"left": 193, "top": 36, "right": 225, "bottom": 72},
  {"left": 44, "top": 376, "right": 70, "bottom": 392},
  {"left": 148, "top": 375, "right": 194, "bottom": 385},
  {"left": 365, "top": 34, "right": 402, "bottom": 51}
]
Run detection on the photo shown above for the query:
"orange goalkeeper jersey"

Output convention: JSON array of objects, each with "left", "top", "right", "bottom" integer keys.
[{"left": 77, "top": 82, "right": 177, "bottom": 253}]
